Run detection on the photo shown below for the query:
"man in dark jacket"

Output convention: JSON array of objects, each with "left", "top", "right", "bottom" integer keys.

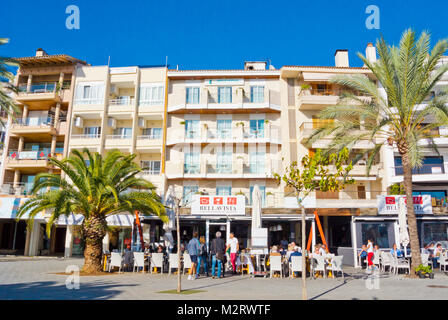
[{"left": 210, "top": 231, "right": 226, "bottom": 279}]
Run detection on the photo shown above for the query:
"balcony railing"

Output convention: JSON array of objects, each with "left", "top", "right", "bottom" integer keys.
[
  {"left": 18, "top": 82, "right": 57, "bottom": 93},
  {"left": 106, "top": 135, "right": 132, "bottom": 139},
  {"left": 14, "top": 117, "right": 54, "bottom": 126},
  {"left": 109, "top": 97, "right": 135, "bottom": 106},
  {"left": 71, "top": 134, "right": 101, "bottom": 139},
  {"left": 184, "top": 163, "right": 201, "bottom": 174},
  {"left": 243, "top": 161, "right": 266, "bottom": 174},
  {"left": 137, "top": 134, "right": 162, "bottom": 140},
  {"left": 206, "top": 162, "right": 234, "bottom": 174},
  {"left": 140, "top": 169, "right": 161, "bottom": 175},
  {"left": 8, "top": 149, "right": 63, "bottom": 160}
]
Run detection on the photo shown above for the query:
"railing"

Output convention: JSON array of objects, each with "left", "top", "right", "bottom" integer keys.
[
  {"left": 184, "top": 163, "right": 201, "bottom": 174},
  {"left": 243, "top": 161, "right": 266, "bottom": 174},
  {"left": 139, "top": 99, "right": 164, "bottom": 106},
  {"left": 14, "top": 117, "right": 54, "bottom": 126},
  {"left": 0, "top": 183, "right": 48, "bottom": 196},
  {"left": 74, "top": 98, "right": 104, "bottom": 105},
  {"left": 18, "top": 82, "right": 57, "bottom": 93},
  {"left": 71, "top": 134, "right": 101, "bottom": 139},
  {"left": 137, "top": 134, "right": 162, "bottom": 140},
  {"left": 206, "top": 162, "right": 234, "bottom": 174},
  {"left": 8, "top": 149, "right": 61, "bottom": 160},
  {"left": 394, "top": 164, "right": 445, "bottom": 175},
  {"left": 106, "top": 135, "right": 132, "bottom": 139},
  {"left": 140, "top": 169, "right": 161, "bottom": 175},
  {"left": 109, "top": 97, "right": 135, "bottom": 106}
]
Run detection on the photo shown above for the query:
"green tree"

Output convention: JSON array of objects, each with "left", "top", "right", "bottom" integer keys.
[
  {"left": 274, "top": 148, "right": 354, "bottom": 300},
  {"left": 308, "top": 29, "right": 448, "bottom": 275},
  {"left": 17, "top": 149, "right": 167, "bottom": 273},
  {"left": 0, "top": 38, "right": 19, "bottom": 127}
]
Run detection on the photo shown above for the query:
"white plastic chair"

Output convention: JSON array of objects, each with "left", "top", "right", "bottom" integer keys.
[
  {"left": 392, "top": 256, "right": 410, "bottom": 275},
  {"left": 289, "top": 256, "right": 303, "bottom": 278},
  {"left": 372, "top": 253, "right": 380, "bottom": 268},
  {"left": 381, "top": 252, "right": 393, "bottom": 272},
  {"left": 311, "top": 255, "right": 326, "bottom": 278},
  {"left": 183, "top": 253, "right": 192, "bottom": 275},
  {"left": 108, "top": 252, "right": 123, "bottom": 273},
  {"left": 150, "top": 253, "right": 164, "bottom": 274},
  {"left": 169, "top": 253, "right": 180, "bottom": 275},
  {"left": 439, "top": 252, "right": 448, "bottom": 272},
  {"left": 269, "top": 255, "right": 283, "bottom": 278},
  {"left": 327, "top": 255, "right": 344, "bottom": 279},
  {"left": 421, "top": 253, "right": 431, "bottom": 267},
  {"left": 133, "top": 252, "right": 147, "bottom": 273}
]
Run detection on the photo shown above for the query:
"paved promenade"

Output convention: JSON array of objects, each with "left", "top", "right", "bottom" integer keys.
[{"left": 0, "top": 257, "right": 447, "bottom": 300}]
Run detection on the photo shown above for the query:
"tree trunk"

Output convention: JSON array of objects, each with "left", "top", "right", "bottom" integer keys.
[
  {"left": 82, "top": 215, "right": 107, "bottom": 274},
  {"left": 301, "top": 205, "right": 307, "bottom": 300},
  {"left": 400, "top": 150, "right": 422, "bottom": 276}
]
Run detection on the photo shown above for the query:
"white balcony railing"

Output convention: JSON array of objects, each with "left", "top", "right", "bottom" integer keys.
[{"left": 71, "top": 134, "right": 101, "bottom": 139}]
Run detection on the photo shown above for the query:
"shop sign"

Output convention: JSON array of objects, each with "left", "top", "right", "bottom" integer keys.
[
  {"left": 191, "top": 195, "right": 245, "bottom": 215},
  {"left": 377, "top": 195, "right": 432, "bottom": 215}
]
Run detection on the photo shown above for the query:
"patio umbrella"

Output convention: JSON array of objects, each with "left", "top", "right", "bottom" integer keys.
[
  {"left": 162, "top": 185, "right": 176, "bottom": 251},
  {"left": 398, "top": 196, "right": 410, "bottom": 251},
  {"left": 251, "top": 185, "right": 262, "bottom": 236}
]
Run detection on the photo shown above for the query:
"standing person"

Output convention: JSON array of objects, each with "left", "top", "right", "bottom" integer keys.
[
  {"left": 196, "top": 236, "right": 208, "bottom": 277},
  {"left": 226, "top": 232, "right": 239, "bottom": 274},
  {"left": 187, "top": 232, "right": 200, "bottom": 280},
  {"left": 366, "top": 239, "right": 374, "bottom": 271},
  {"left": 210, "top": 231, "right": 226, "bottom": 279}
]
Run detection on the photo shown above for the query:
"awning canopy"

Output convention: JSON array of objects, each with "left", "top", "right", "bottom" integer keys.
[
  {"left": 56, "top": 214, "right": 134, "bottom": 227},
  {"left": 0, "top": 197, "right": 45, "bottom": 220}
]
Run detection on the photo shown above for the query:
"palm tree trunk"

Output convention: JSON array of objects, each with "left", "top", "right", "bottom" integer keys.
[
  {"left": 400, "top": 150, "right": 422, "bottom": 276},
  {"left": 82, "top": 216, "right": 107, "bottom": 274}
]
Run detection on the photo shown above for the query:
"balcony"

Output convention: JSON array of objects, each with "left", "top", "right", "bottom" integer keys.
[
  {"left": 298, "top": 89, "right": 340, "bottom": 110},
  {"left": 108, "top": 97, "right": 135, "bottom": 116},
  {"left": 137, "top": 99, "right": 164, "bottom": 119},
  {"left": 166, "top": 123, "right": 281, "bottom": 145},
  {"left": 104, "top": 135, "right": 133, "bottom": 150},
  {"left": 16, "top": 82, "right": 60, "bottom": 106},
  {"left": 69, "top": 134, "right": 101, "bottom": 149},
  {"left": 167, "top": 87, "right": 281, "bottom": 114},
  {"left": 10, "top": 117, "right": 56, "bottom": 136},
  {"left": 166, "top": 158, "right": 281, "bottom": 179},
  {"left": 5, "top": 149, "right": 63, "bottom": 169},
  {"left": 135, "top": 135, "right": 162, "bottom": 151},
  {"left": 73, "top": 98, "right": 105, "bottom": 117}
]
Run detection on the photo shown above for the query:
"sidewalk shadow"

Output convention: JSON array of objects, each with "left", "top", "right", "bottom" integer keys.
[{"left": 0, "top": 280, "right": 136, "bottom": 300}]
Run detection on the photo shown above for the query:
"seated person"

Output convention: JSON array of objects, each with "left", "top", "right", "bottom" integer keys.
[
  {"left": 289, "top": 246, "right": 302, "bottom": 262},
  {"left": 358, "top": 245, "right": 368, "bottom": 269},
  {"left": 319, "top": 244, "right": 328, "bottom": 255},
  {"left": 279, "top": 245, "right": 287, "bottom": 256},
  {"left": 390, "top": 243, "right": 404, "bottom": 258},
  {"left": 270, "top": 245, "right": 281, "bottom": 256},
  {"left": 432, "top": 243, "right": 443, "bottom": 268},
  {"left": 312, "top": 245, "right": 321, "bottom": 257}
]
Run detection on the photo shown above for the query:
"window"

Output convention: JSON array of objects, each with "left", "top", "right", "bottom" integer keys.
[
  {"left": 216, "top": 152, "right": 232, "bottom": 173},
  {"left": 143, "top": 128, "right": 162, "bottom": 139},
  {"left": 216, "top": 186, "right": 231, "bottom": 196},
  {"left": 422, "top": 223, "right": 448, "bottom": 245},
  {"left": 394, "top": 156, "right": 444, "bottom": 175},
  {"left": 74, "top": 83, "right": 105, "bottom": 104},
  {"left": 249, "top": 119, "right": 265, "bottom": 138},
  {"left": 185, "top": 120, "right": 199, "bottom": 139},
  {"left": 249, "top": 152, "right": 265, "bottom": 174},
  {"left": 140, "top": 161, "right": 161, "bottom": 175},
  {"left": 139, "top": 85, "right": 164, "bottom": 105},
  {"left": 183, "top": 185, "right": 198, "bottom": 205},
  {"left": 250, "top": 185, "right": 266, "bottom": 207},
  {"left": 413, "top": 190, "right": 447, "bottom": 207},
  {"left": 217, "top": 120, "right": 232, "bottom": 139},
  {"left": 359, "top": 222, "right": 393, "bottom": 248},
  {"left": 186, "top": 87, "right": 200, "bottom": 104},
  {"left": 113, "top": 127, "right": 132, "bottom": 138},
  {"left": 250, "top": 86, "right": 264, "bottom": 103},
  {"left": 83, "top": 126, "right": 101, "bottom": 137},
  {"left": 184, "top": 152, "right": 200, "bottom": 174},
  {"left": 218, "top": 87, "right": 232, "bottom": 103}
]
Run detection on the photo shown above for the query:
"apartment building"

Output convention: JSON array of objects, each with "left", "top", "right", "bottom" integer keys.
[
  {"left": 0, "top": 48, "right": 87, "bottom": 256},
  {"left": 66, "top": 64, "right": 167, "bottom": 256},
  {"left": 164, "top": 61, "right": 297, "bottom": 249}
]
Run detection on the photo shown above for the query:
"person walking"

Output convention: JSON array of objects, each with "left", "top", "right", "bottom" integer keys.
[
  {"left": 196, "top": 236, "right": 208, "bottom": 277},
  {"left": 226, "top": 232, "right": 239, "bottom": 274},
  {"left": 187, "top": 232, "right": 200, "bottom": 280},
  {"left": 366, "top": 239, "right": 374, "bottom": 271},
  {"left": 210, "top": 231, "right": 226, "bottom": 279}
]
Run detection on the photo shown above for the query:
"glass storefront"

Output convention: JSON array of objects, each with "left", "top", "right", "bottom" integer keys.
[
  {"left": 421, "top": 222, "right": 448, "bottom": 246},
  {"left": 356, "top": 221, "right": 395, "bottom": 248}
]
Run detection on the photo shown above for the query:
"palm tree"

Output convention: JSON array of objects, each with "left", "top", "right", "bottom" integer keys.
[
  {"left": 308, "top": 29, "right": 448, "bottom": 274},
  {"left": 17, "top": 149, "right": 167, "bottom": 273},
  {"left": 0, "top": 38, "right": 19, "bottom": 127}
]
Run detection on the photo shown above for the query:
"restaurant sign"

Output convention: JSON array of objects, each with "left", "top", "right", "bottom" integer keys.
[
  {"left": 191, "top": 195, "right": 245, "bottom": 216},
  {"left": 377, "top": 195, "right": 432, "bottom": 215}
]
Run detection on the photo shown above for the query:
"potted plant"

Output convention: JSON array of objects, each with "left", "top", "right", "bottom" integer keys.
[
  {"left": 236, "top": 121, "right": 245, "bottom": 128},
  {"left": 300, "top": 83, "right": 312, "bottom": 94},
  {"left": 180, "top": 121, "right": 186, "bottom": 125},
  {"left": 236, "top": 190, "right": 245, "bottom": 196},
  {"left": 415, "top": 264, "right": 433, "bottom": 279}
]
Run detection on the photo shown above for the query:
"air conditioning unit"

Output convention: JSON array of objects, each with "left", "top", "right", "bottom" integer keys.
[
  {"left": 74, "top": 116, "right": 83, "bottom": 128},
  {"left": 358, "top": 160, "right": 367, "bottom": 166},
  {"left": 110, "top": 84, "right": 117, "bottom": 95},
  {"left": 108, "top": 117, "right": 116, "bottom": 129},
  {"left": 138, "top": 118, "right": 146, "bottom": 128}
]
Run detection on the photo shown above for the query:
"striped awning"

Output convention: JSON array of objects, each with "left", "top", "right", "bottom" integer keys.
[{"left": 55, "top": 214, "right": 134, "bottom": 227}]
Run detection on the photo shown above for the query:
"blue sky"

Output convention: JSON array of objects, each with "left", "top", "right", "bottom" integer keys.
[{"left": 2, "top": 0, "right": 448, "bottom": 70}]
